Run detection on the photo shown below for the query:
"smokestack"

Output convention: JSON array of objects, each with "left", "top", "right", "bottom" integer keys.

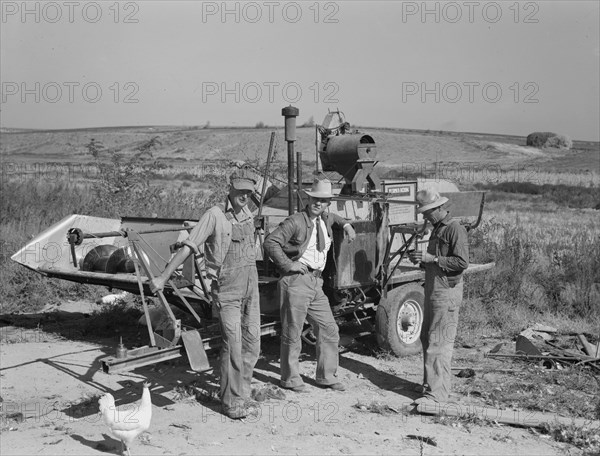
[{"left": 282, "top": 105, "right": 299, "bottom": 215}]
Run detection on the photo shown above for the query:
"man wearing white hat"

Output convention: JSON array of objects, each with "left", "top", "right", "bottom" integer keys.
[
  {"left": 264, "top": 179, "right": 356, "bottom": 393},
  {"left": 151, "top": 172, "right": 261, "bottom": 419},
  {"left": 409, "top": 188, "right": 469, "bottom": 404}
]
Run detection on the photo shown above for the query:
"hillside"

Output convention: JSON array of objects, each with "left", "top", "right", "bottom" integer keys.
[{"left": 1, "top": 126, "right": 598, "bottom": 186}]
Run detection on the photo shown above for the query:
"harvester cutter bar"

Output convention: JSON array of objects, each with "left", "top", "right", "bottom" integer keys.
[{"left": 100, "top": 320, "right": 281, "bottom": 374}]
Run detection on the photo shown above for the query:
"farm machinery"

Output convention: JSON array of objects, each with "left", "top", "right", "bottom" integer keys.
[{"left": 11, "top": 107, "right": 494, "bottom": 373}]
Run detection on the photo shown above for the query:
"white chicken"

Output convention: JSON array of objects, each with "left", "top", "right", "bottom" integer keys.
[{"left": 98, "top": 382, "right": 152, "bottom": 456}]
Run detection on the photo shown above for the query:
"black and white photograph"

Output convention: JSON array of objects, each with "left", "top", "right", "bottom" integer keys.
[{"left": 1, "top": 1, "right": 599, "bottom": 455}]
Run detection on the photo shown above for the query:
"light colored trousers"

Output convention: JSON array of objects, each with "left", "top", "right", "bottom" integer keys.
[
  {"left": 278, "top": 272, "right": 340, "bottom": 388},
  {"left": 420, "top": 263, "right": 464, "bottom": 402}
]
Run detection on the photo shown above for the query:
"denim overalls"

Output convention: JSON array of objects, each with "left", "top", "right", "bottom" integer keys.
[{"left": 212, "top": 215, "right": 260, "bottom": 414}]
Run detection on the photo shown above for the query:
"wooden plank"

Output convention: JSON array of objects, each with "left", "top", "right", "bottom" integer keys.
[
  {"left": 415, "top": 401, "right": 600, "bottom": 429},
  {"left": 386, "top": 262, "right": 494, "bottom": 287}
]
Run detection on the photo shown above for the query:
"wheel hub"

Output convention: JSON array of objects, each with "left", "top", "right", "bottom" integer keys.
[{"left": 396, "top": 299, "right": 423, "bottom": 344}]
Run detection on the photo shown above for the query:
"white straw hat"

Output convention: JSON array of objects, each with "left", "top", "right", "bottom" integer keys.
[
  {"left": 416, "top": 188, "right": 448, "bottom": 213},
  {"left": 304, "top": 179, "right": 334, "bottom": 199}
]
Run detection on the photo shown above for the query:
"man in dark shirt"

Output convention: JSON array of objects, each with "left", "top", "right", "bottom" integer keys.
[{"left": 409, "top": 189, "right": 469, "bottom": 404}]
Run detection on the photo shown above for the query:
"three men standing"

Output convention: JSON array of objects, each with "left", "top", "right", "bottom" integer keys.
[
  {"left": 151, "top": 174, "right": 466, "bottom": 411},
  {"left": 264, "top": 179, "right": 356, "bottom": 392}
]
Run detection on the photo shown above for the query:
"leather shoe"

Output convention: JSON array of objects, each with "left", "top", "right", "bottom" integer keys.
[
  {"left": 412, "top": 396, "right": 439, "bottom": 407},
  {"left": 280, "top": 384, "right": 306, "bottom": 393},
  {"left": 322, "top": 382, "right": 346, "bottom": 391},
  {"left": 414, "top": 383, "right": 430, "bottom": 393},
  {"left": 224, "top": 406, "right": 248, "bottom": 420}
]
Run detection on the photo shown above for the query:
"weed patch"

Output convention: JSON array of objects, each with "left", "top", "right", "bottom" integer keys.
[{"left": 474, "top": 182, "right": 600, "bottom": 209}]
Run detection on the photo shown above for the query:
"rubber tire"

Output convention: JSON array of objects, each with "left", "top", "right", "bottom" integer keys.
[{"left": 376, "top": 283, "right": 425, "bottom": 357}]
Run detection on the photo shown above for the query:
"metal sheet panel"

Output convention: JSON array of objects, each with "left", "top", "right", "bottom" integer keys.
[
  {"left": 325, "top": 220, "right": 378, "bottom": 289},
  {"left": 121, "top": 217, "right": 191, "bottom": 276},
  {"left": 381, "top": 181, "right": 417, "bottom": 225}
]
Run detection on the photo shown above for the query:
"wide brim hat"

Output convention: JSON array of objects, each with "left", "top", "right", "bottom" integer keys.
[
  {"left": 416, "top": 188, "right": 448, "bottom": 213},
  {"left": 304, "top": 179, "right": 334, "bottom": 199}
]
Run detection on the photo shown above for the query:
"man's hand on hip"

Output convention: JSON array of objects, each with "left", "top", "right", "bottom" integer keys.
[{"left": 288, "top": 261, "right": 308, "bottom": 274}]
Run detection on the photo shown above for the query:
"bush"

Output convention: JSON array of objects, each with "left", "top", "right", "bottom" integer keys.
[
  {"left": 526, "top": 131, "right": 572, "bottom": 149},
  {"left": 545, "top": 134, "right": 573, "bottom": 149},
  {"left": 474, "top": 182, "right": 600, "bottom": 209},
  {"left": 463, "top": 216, "right": 600, "bottom": 336},
  {"left": 301, "top": 116, "right": 315, "bottom": 127}
]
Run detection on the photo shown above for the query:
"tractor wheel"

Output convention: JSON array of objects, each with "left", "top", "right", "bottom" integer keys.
[{"left": 375, "top": 283, "right": 424, "bottom": 357}]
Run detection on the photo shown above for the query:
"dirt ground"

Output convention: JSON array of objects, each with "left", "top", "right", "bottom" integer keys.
[{"left": 0, "top": 301, "right": 585, "bottom": 456}]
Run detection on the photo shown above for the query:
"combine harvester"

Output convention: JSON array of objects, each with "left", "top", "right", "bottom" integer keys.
[{"left": 12, "top": 107, "right": 494, "bottom": 373}]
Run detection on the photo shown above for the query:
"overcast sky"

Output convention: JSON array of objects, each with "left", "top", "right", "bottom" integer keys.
[{"left": 1, "top": 1, "right": 599, "bottom": 140}]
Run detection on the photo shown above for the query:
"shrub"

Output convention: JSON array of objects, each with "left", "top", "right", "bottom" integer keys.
[
  {"left": 474, "top": 182, "right": 599, "bottom": 209},
  {"left": 526, "top": 132, "right": 557, "bottom": 147},
  {"left": 301, "top": 116, "right": 315, "bottom": 127},
  {"left": 544, "top": 134, "right": 573, "bottom": 149},
  {"left": 526, "top": 131, "right": 572, "bottom": 149},
  {"left": 462, "top": 213, "right": 600, "bottom": 337}
]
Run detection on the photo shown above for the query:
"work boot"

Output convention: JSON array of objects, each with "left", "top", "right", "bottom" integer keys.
[
  {"left": 224, "top": 405, "right": 248, "bottom": 420},
  {"left": 414, "top": 383, "right": 430, "bottom": 394},
  {"left": 320, "top": 382, "right": 346, "bottom": 391},
  {"left": 280, "top": 383, "right": 306, "bottom": 393}
]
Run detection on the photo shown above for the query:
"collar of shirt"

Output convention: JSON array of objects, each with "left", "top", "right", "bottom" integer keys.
[
  {"left": 434, "top": 211, "right": 453, "bottom": 227},
  {"left": 223, "top": 197, "right": 253, "bottom": 224},
  {"left": 301, "top": 207, "right": 328, "bottom": 228}
]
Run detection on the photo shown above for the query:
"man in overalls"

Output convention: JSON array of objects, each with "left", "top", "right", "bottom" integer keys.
[
  {"left": 264, "top": 179, "right": 356, "bottom": 393},
  {"left": 150, "top": 174, "right": 260, "bottom": 419},
  {"left": 409, "top": 189, "right": 469, "bottom": 404}
]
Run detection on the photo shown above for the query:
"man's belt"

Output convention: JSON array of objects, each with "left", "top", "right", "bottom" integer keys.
[{"left": 306, "top": 266, "right": 323, "bottom": 278}]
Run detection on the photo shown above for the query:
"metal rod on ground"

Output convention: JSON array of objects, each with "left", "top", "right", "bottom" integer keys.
[
  {"left": 451, "top": 367, "right": 520, "bottom": 373},
  {"left": 485, "top": 353, "right": 593, "bottom": 361},
  {"left": 414, "top": 402, "right": 600, "bottom": 430}
]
